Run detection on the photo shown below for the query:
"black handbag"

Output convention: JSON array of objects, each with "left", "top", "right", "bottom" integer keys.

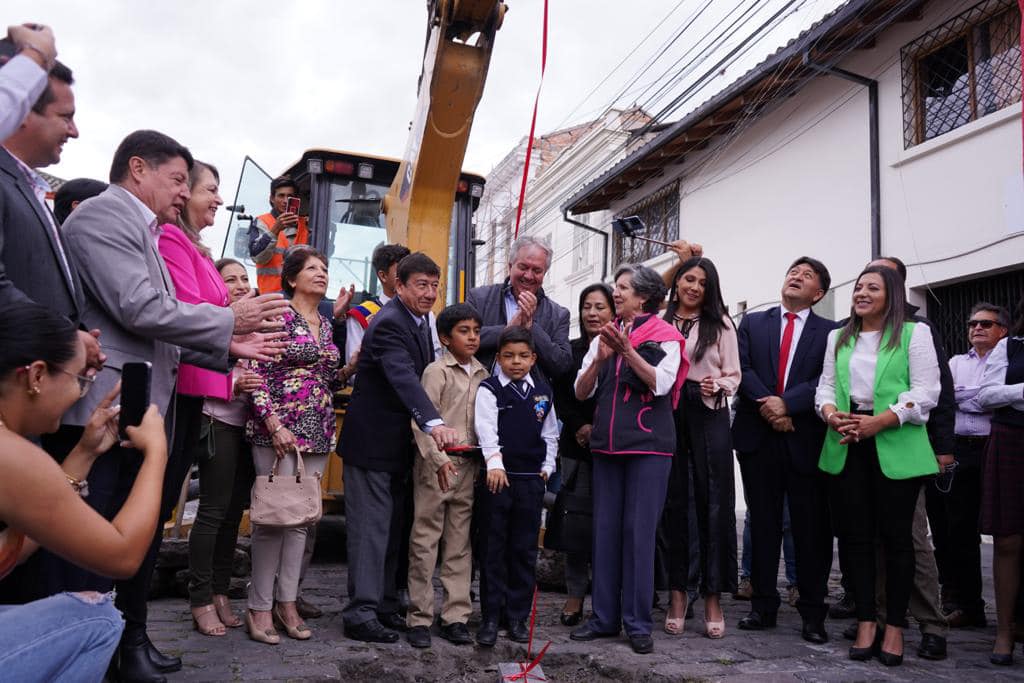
[{"left": 544, "top": 461, "right": 593, "bottom": 555}]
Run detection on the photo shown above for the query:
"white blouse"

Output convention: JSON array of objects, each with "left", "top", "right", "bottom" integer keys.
[
  {"left": 815, "top": 322, "right": 940, "bottom": 425},
  {"left": 575, "top": 336, "right": 681, "bottom": 399},
  {"left": 977, "top": 337, "right": 1024, "bottom": 411}
]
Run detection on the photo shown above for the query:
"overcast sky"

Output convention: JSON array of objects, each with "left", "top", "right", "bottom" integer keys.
[{"left": 9, "top": 0, "right": 845, "bottom": 250}]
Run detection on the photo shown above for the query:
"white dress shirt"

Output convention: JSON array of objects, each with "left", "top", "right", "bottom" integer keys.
[
  {"left": 977, "top": 337, "right": 1024, "bottom": 411},
  {"left": 815, "top": 322, "right": 941, "bottom": 425},
  {"left": 949, "top": 347, "right": 996, "bottom": 436},
  {"left": 475, "top": 369, "right": 558, "bottom": 476},
  {"left": 779, "top": 306, "right": 811, "bottom": 391},
  {"left": 575, "top": 334, "right": 682, "bottom": 399},
  {"left": 0, "top": 55, "right": 47, "bottom": 141}
]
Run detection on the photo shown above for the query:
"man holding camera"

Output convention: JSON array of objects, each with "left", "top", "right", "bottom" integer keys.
[{"left": 248, "top": 175, "right": 309, "bottom": 294}]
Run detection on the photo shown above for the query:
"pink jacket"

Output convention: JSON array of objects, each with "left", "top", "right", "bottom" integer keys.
[{"left": 158, "top": 224, "right": 231, "bottom": 400}]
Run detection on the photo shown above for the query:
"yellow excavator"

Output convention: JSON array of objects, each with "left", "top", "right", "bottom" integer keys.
[{"left": 218, "top": 1, "right": 507, "bottom": 513}]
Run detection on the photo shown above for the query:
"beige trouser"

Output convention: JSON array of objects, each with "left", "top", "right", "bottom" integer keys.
[
  {"left": 247, "top": 446, "right": 327, "bottom": 611},
  {"left": 875, "top": 486, "right": 949, "bottom": 636},
  {"left": 406, "top": 454, "right": 478, "bottom": 628}
]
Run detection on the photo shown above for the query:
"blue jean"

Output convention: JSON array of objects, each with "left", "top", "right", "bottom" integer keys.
[
  {"left": 0, "top": 591, "right": 123, "bottom": 682},
  {"left": 741, "top": 499, "right": 797, "bottom": 586}
]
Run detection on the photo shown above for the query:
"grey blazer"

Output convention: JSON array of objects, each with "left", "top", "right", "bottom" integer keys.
[
  {"left": 465, "top": 280, "right": 572, "bottom": 386},
  {"left": 61, "top": 185, "right": 234, "bottom": 425}
]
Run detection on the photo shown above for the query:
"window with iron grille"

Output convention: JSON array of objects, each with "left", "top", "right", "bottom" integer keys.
[
  {"left": 901, "top": 0, "right": 1021, "bottom": 148},
  {"left": 613, "top": 182, "right": 680, "bottom": 264},
  {"left": 925, "top": 267, "right": 1024, "bottom": 356}
]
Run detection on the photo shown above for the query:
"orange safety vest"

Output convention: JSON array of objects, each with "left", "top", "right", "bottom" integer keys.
[{"left": 254, "top": 213, "right": 309, "bottom": 294}]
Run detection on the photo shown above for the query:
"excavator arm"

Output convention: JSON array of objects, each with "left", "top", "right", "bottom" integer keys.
[{"left": 383, "top": 0, "right": 506, "bottom": 303}]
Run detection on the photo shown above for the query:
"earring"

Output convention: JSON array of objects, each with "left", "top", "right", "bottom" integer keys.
[{"left": 28, "top": 386, "right": 40, "bottom": 396}]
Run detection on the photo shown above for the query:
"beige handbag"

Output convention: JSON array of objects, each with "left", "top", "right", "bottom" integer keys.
[{"left": 250, "top": 448, "right": 323, "bottom": 527}]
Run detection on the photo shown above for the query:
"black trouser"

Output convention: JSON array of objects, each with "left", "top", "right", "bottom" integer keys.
[
  {"left": 738, "top": 435, "right": 833, "bottom": 622},
  {"left": 188, "top": 418, "right": 254, "bottom": 607},
  {"left": 938, "top": 436, "right": 987, "bottom": 614},
  {"left": 829, "top": 436, "right": 922, "bottom": 627},
  {"left": 476, "top": 474, "right": 545, "bottom": 621},
  {"left": 116, "top": 394, "right": 202, "bottom": 637},
  {"left": 924, "top": 481, "right": 952, "bottom": 593}
]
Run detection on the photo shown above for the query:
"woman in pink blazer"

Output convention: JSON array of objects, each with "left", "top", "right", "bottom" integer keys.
[{"left": 157, "top": 161, "right": 236, "bottom": 636}]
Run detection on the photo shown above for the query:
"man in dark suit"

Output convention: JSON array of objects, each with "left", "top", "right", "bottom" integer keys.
[
  {"left": 734, "top": 256, "right": 837, "bottom": 643},
  {"left": 338, "top": 252, "right": 458, "bottom": 643},
  {"left": 466, "top": 235, "right": 571, "bottom": 384}
]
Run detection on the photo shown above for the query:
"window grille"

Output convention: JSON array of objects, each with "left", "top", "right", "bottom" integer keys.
[
  {"left": 613, "top": 182, "right": 680, "bottom": 264},
  {"left": 925, "top": 267, "right": 1024, "bottom": 356},
  {"left": 901, "top": 0, "right": 1021, "bottom": 148}
]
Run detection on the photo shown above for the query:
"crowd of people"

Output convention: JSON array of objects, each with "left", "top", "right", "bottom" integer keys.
[{"left": 1, "top": 21, "right": 1023, "bottom": 682}]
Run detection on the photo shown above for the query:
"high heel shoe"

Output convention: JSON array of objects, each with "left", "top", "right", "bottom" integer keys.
[
  {"left": 212, "top": 594, "right": 242, "bottom": 628},
  {"left": 191, "top": 604, "right": 226, "bottom": 637},
  {"left": 246, "top": 610, "right": 280, "bottom": 645},
  {"left": 273, "top": 606, "right": 312, "bottom": 640},
  {"left": 560, "top": 598, "right": 584, "bottom": 627},
  {"left": 704, "top": 617, "right": 725, "bottom": 639},
  {"left": 876, "top": 649, "right": 903, "bottom": 666},
  {"left": 665, "top": 595, "right": 687, "bottom": 635}
]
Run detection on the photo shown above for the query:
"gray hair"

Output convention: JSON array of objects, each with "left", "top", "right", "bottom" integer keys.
[
  {"left": 508, "top": 235, "right": 552, "bottom": 271},
  {"left": 614, "top": 263, "right": 667, "bottom": 314},
  {"left": 970, "top": 301, "right": 1010, "bottom": 328}
]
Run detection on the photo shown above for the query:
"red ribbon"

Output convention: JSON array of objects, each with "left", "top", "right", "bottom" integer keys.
[
  {"left": 503, "top": 585, "right": 551, "bottom": 682},
  {"left": 512, "top": 0, "right": 548, "bottom": 240}
]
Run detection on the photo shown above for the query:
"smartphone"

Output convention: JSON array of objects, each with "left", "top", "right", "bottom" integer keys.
[
  {"left": 285, "top": 196, "right": 301, "bottom": 215},
  {"left": 118, "top": 361, "right": 152, "bottom": 441}
]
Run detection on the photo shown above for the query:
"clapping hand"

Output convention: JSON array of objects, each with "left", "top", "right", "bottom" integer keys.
[
  {"left": 333, "top": 284, "right": 356, "bottom": 319},
  {"left": 598, "top": 321, "right": 631, "bottom": 356}
]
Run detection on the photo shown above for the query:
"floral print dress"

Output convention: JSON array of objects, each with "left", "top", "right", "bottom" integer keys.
[{"left": 247, "top": 306, "right": 342, "bottom": 453}]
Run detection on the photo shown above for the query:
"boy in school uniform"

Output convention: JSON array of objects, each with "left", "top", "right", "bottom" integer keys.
[
  {"left": 474, "top": 326, "right": 558, "bottom": 646},
  {"left": 406, "top": 303, "right": 489, "bottom": 649}
]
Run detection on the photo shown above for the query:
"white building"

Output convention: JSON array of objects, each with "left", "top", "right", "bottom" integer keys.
[{"left": 564, "top": 0, "right": 1023, "bottom": 357}]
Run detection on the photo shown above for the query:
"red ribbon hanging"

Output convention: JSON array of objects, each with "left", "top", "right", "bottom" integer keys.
[
  {"left": 512, "top": 0, "right": 549, "bottom": 240},
  {"left": 503, "top": 585, "right": 551, "bottom": 682}
]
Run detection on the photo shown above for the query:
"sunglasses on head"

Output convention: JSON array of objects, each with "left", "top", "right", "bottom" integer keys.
[{"left": 967, "top": 319, "right": 1000, "bottom": 329}]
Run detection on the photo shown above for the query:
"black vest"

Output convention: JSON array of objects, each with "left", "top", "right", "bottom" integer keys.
[
  {"left": 992, "top": 337, "right": 1024, "bottom": 428},
  {"left": 479, "top": 375, "right": 553, "bottom": 473}
]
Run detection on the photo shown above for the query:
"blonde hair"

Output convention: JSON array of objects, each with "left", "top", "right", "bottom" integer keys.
[{"left": 177, "top": 160, "right": 219, "bottom": 260}]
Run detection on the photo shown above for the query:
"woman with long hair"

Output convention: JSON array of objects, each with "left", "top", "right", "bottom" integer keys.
[
  {"left": 553, "top": 282, "right": 615, "bottom": 625},
  {"left": 0, "top": 301, "right": 167, "bottom": 681},
  {"left": 570, "top": 264, "right": 688, "bottom": 654},
  {"left": 660, "top": 256, "right": 740, "bottom": 637},
  {"left": 976, "top": 295, "right": 1024, "bottom": 665},
  {"left": 816, "top": 266, "right": 940, "bottom": 666}
]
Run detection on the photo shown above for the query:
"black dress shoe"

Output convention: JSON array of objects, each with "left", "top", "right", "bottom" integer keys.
[
  {"left": 876, "top": 649, "right": 903, "bottom": 666},
  {"left": 508, "top": 618, "right": 530, "bottom": 643},
  {"left": 990, "top": 650, "right": 1014, "bottom": 666},
  {"left": 344, "top": 619, "right": 400, "bottom": 643},
  {"left": 142, "top": 636, "right": 181, "bottom": 674},
  {"left": 377, "top": 611, "right": 408, "bottom": 631},
  {"left": 295, "top": 596, "right": 323, "bottom": 619},
  {"left": 569, "top": 621, "right": 619, "bottom": 642},
  {"left": 560, "top": 607, "right": 584, "bottom": 627},
  {"left": 406, "top": 626, "right": 431, "bottom": 648},
  {"left": 801, "top": 619, "right": 828, "bottom": 644},
  {"left": 629, "top": 634, "right": 654, "bottom": 654},
  {"left": 737, "top": 611, "right": 777, "bottom": 630},
  {"left": 848, "top": 645, "right": 874, "bottom": 661},
  {"left": 439, "top": 622, "right": 473, "bottom": 645},
  {"left": 916, "top": 633, "right": 947, "bottom": 661},
  {"left": 829, "top": 592, "right": 856, "bottom": 619},
  {"left": 114, "top": 642, "right": 167, "bottom": 683},
  {"left": 476, "top": 618, "right": 498, "bottom": 647}
]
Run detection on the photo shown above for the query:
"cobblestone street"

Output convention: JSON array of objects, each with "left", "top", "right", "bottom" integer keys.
[{"left": 145, "top": 518, "right": 1024, "bottom": 682}]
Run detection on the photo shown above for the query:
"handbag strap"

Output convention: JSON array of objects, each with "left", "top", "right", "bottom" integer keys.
[{"left": 269, "top": 447, "right": 307, "bottom": 482}]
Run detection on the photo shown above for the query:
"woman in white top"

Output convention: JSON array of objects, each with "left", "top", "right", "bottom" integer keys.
[{"left": 815, "top": 266, "right": 940, "bottom": 666}]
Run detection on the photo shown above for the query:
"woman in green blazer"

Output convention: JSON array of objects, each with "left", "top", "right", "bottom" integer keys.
[{"left": 816, "top": 266, "right": 940, "bottom": 666}]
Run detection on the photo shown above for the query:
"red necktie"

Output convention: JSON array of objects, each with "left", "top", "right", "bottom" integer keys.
[{"left": 777, "top": 312, "right": 798, "bottom": 395}]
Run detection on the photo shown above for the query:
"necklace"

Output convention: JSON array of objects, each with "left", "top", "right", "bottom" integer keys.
[{"left": 673, "top": 313, "right": 699, "bottom": 338}]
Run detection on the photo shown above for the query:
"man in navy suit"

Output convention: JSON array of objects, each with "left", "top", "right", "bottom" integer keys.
[
  {"left": 733, "top": 257, "right": 837, "bottom": 643},
  {"left": 338, "top": 252, "right": 458, "bottom": 643}
]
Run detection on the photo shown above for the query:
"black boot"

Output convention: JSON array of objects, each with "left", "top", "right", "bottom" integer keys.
[
  {"left": 112, "top": 631, "right": 167, "bottom": 683},
  {"left": 142, "top": 632, "right": 181, "bottom": 673}
]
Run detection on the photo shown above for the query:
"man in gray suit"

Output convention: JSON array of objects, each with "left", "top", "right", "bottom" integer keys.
[
  {"left": 59, "top": 130, "right": 288, "bottom": 683},
  {"left": 466, "top": 235, "right": 572, "bottom": 385}
]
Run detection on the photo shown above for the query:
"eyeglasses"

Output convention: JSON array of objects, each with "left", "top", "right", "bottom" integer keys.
[
  {"left": 967, "top": 319, "right": 1000, "bottom": 329},
  {"left": 57, "top": 368, "right": 96, "bottom": 397}
]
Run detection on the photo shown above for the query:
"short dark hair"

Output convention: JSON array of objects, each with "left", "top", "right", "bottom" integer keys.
[
  {"left": 874, "top": 255, "right": 908, "bottom": 282},
  {"left": 437, "top": 303, "right": 482, "bottom": 339},
  {"left": 31, "top": 61, "right": 73, "bottom": 114},
  {"left": 788, "top": 256, "right": 832, "bottom": 295},
  {"left": 0, "top": 301, "right": 78, "bottom": 378},
  {"left": 397, "top": 252, "right": 440, "bottom": 284},
  {"left": 53, "top": 178, "right": 107, "bottom": 225},
  {"left": 270, "top": 175, "right": 297, "bottom": 194},
  {"left": 498, "top": 325, "right": 534, "bottom": 352},
  {"left": 215, "top": 257, "right": 245, "bottom": 273},
  {"left": 970, "top": 302, "right": 1010, "bottom": 328},
  {"left": 109, "top": 130, "right": 194, "bottom": 184},
  {"left": 281, "top": 247, "right": 328, "bottom": 297},
  {"left": 372, "top": 244, "right": 411, "bottom": 275}
]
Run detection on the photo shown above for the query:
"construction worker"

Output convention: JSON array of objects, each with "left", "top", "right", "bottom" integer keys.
[{"left": 248, "top": 175, "right": 309, "bottom": 294}]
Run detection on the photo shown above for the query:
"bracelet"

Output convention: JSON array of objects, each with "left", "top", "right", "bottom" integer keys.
[
  {"left": 271, "top": 424, "right": 285, "bottom": 436},
  {"left": 65, "top": 474, "right": 89, "bottom": 498}
]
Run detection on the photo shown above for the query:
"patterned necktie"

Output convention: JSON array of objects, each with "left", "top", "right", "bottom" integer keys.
[{"left": 776, "top": 312, "right": 798, "bottom": 394}]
